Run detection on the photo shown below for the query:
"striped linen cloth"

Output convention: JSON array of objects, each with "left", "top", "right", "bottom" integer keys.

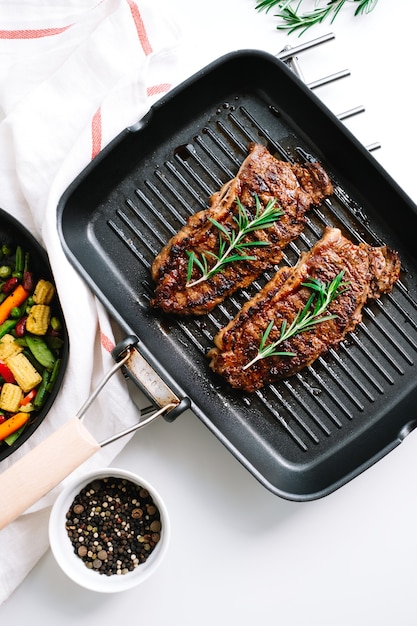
[{"left": 0, "top": 0, "right": 179, "bottom": 603}]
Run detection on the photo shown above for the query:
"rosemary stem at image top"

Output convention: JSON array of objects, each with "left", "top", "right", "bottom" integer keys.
[{"left": 255, "top": 0, "right": 379, "bottom": 35}]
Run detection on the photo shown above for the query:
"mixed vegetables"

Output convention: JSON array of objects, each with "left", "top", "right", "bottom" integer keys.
[{"left": 0, "top": 242, "right": 65, "bottom": 447}]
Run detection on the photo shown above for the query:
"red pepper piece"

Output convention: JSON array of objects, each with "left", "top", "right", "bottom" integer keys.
[
  {"left": 20, "top": 389, "right": 36, "bottom": 406},
  {"left": 0, "top": 361, "right": 15, "bottom": 383}
]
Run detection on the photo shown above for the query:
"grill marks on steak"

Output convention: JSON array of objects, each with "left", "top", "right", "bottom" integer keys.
[
  {"left": 208, "top": 227, "right": 401, "bottom": 392},
  {"left": 150, "top": 143, "right": 333, "bottom": 315}
]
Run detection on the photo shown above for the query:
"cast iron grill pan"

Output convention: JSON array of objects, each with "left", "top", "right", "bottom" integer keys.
[{"left": 57, "top": 50, "right": 417, "bottom": 501}]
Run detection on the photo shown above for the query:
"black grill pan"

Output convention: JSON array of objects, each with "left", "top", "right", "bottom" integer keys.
[{"left": 56, "top": 50, "right": 417, "bottom": 501}]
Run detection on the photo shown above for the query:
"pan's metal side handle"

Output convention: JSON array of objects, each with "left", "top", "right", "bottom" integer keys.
[
  {"left": 280, "top": 42, "right": 351, "bottom": 90},
  {"left": 99, "top": 403, "right": 178, "bottom": 447},
  {"left": 114, "top": 336, "right": 191, "bottom": 422},
  {"left": 75, "top": 348, "right": 132, "bottom": 421},
  {"left": 277, "top": 32, "right": 335, "bottom": 61},
  {"left": 306, "top": 69, "right": 351, "bottom": 90},
  {"left": 280, "top": 37, "right": 381, "bottom": 152}
]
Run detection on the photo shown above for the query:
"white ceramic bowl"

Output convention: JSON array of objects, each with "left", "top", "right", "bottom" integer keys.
[{"left": 49, "top": 467, "right": 170, "bottom": 593}]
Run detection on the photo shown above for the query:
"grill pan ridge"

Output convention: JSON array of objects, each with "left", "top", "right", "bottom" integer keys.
[{"left": 57, "top": 50, "right": 417, "bottom": 500}]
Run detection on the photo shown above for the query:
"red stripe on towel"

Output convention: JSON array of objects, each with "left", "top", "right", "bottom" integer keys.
[
  {"left": 91, "top": 108, "right": 102, "bottom": 160},
  {"left": 100, "top": 331, "right": 115, "bottom": 353},
  {"left": 125, "top": 0, "right": 152, "bottom": 55},
  {"left": 147, "top": 83, "right": 172, "bottom": 97},
  {"left": 0, "top": 25, "right": 73, "bottom": 39}
]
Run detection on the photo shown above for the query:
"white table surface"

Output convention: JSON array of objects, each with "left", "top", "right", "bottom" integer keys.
[{"left": 2, "top": 1, "right": 417, "bottom": 623}]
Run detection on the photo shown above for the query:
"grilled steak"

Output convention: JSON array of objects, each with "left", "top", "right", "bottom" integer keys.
[
  {"left": 150, "top": 143, "right": 333, "bottom": 315},
  {"left": 208, "top": 227, "right": 401, "bottom": 392}
]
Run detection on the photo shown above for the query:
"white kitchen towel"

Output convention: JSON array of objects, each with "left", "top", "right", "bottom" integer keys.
[{"left": 0, "top": 0, "right": 180, "bottom": 604}]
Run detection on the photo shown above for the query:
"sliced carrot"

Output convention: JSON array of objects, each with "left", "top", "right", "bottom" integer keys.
[
  {"left": 0, "top": 284, "right": 30, "bottom": 325},
  {"left": 0, "top": 412, "right": 30, "bottom": 441}
]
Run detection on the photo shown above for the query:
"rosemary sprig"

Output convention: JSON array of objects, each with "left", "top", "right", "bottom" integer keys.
[
  {"left": 243, "top": 270, "right": 349, "bottom": 370},
  {"left": 255, "top": 0, "right": 379, "bottom": 36},
  {"left": 185, "top": 196, "right": 284, "bottom": 288}
]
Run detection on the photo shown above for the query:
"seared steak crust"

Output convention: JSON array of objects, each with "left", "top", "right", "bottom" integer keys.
[
  {"left": 208, "top": 227, "right": 401, "bottom": 392},
  {"left": 150, "top": 143, "right": 333, "bottom": 315}
]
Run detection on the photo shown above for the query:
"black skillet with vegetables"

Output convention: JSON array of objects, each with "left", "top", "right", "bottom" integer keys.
[{"left": 0, "top": 208, "right": 69, "bottom": 461}]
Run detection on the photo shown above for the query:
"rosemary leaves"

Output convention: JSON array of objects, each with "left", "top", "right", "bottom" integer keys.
[
  {"left": 185, "top": 195, "right": 283, "bottom": 288},
  {"left": 255, "top": 0, "right": 379, "bottom": 35},
  {"left": 243, "top": 270, "right": 349, "bottom": 370}
]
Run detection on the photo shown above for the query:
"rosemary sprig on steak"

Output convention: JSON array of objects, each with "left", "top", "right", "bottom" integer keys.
[
  {"left": 243, "top": 270, "right": 349, "bottom": 370},
  {"left": 186, "top": 196, "right": 283, "bottom": 288}
]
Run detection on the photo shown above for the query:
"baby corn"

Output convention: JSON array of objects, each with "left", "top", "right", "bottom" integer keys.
[
  {"left": 33, "top": 279, "right": 55, "bottom": 305},
  {"left": 0, "top": 383, "right": 23, "bottom": 413},
  {"left": 6, "top": 353, "right": 42, "bottom": 393},
  {"left": 26, "top": 304, "right": 50, "bottom": 335},
  {"left": 0, "top": 334, "right": 23, "bottom": 361}
]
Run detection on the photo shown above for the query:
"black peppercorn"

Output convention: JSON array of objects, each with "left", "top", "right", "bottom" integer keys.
[{"left": 65, "top": 477, "right": 162, "bottom": 576}]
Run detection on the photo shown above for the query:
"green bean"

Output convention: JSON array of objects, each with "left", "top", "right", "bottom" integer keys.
[
  {"left": 46, "top": 358, "right": 61, "bottom": 393},
  {"left": 34, "top": 370, "right": 51, "bottom": 408},
  {"left": 0, "top": 319, "right": 17, "bottom": 339},
  {"left": 14, "top": 246, "right": 23, "bottom": 273}
]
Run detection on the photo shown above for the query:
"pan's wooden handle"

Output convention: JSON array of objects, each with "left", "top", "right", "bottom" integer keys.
[{"left": 0, "top": 417, "right": 100, "bottom": 531}]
